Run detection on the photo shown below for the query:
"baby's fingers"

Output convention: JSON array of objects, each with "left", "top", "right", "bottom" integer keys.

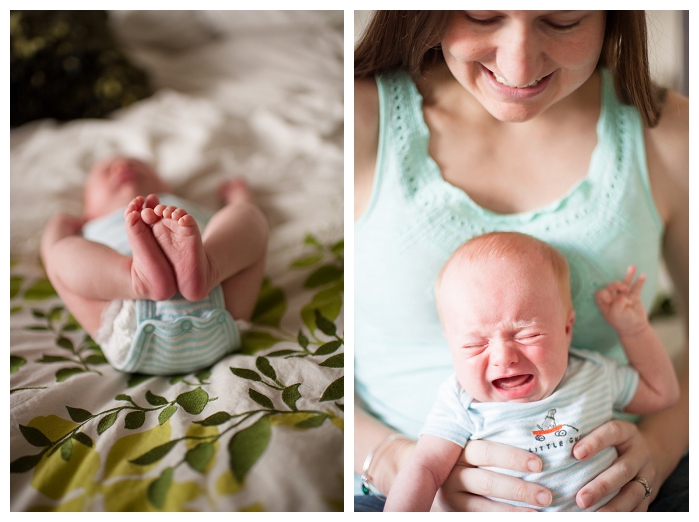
[
  {"left": 622, "top": 265, "right": 636, "bottom": 288},
  {"left": 629, "top": 273, "right": 646, "bottom": 297}
]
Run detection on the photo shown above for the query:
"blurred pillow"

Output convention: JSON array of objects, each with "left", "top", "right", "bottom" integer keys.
[{"left": 10, "top": 10, "right": 152, "bottom": 128}]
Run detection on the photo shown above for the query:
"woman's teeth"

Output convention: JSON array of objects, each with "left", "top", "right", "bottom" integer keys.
[{"left": 493, "top": 72, "right": 543, "bottom": 88}]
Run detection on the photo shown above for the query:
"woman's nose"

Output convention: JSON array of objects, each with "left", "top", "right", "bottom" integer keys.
[{"left": 495, "top": 23, "right": 545, "bottom": 87}]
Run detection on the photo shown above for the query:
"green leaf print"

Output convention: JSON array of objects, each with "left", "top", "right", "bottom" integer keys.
[
  {"left": 240, "top": 331, "right": 285, "bottom": 355},
  {"left": 185, "top": 442, "right": 215, "bottom": 473},
  {"left": 55, "top": 367, "right": 85, "bottom": 382},
  {"left": 301, "top": 284, "right": 342, "bottom": 333},
  {"left": 248, "top": 389, "right": 274, "bottom": 409},
  {"left": 255, "top": 357, "right": 276, "bottom": 381},
  {"left": 66, "top": 406, "right": 92, "bottom": 423},
  {"left": 125, "top": 410, "right": 146, "bottom": 430},
  {"left": 10, "top": 453, "right": 43, "bottom": 473},
  {"left": 295, "top": 413, "right": 327, "bottom": 429},
  {"left": 11, "top": 355, "right": 26, "bottom": 374},
  {"left": 23, "top": 278, "right": 57, "bottom": 300},
  {"left": 176, "top": 387, "right": 209, "bottom": 415},
  {"left": 60, "top": 438, "right": 73, "bottom": 462},
  {"left": 314, "top": 340, "right": 342, "bottom": 356},
  {"left": 196, "top": 411, "right": 232, "bottom": 426},
  {"left": 319, "top": 353, "right": 343, "bottom": 368},
  {"left": 250, "top": 277, "right": 287, "bottom": 328},
  {"left": 19, "top": 424, "right": 52, "bottom": 447},
  {"left": 290, "top": 254, "right": 323, "bottom": 268},
  {"left": 158, "top": 405, "right": 178, "bottom": 425},
  {"left": 304, "top": 264, "right": 343, "bottom": 289},
  {"left": 72, "top": 432, "right": 93, "bottom": 448},
  {"left": 297, "top": 330, "right": 309, "bottom": 349},
  {"left": 320, "top": 376, "right": 344, "bottom": 402},
  {"left": 304, "top": 233, "right": 323, "bottom": 248},
  {"left": 10, "top": 275, "right": 23, "bottom": 299},
  {"left": 330, "top": 238, "right": 344, "bottom": 257},
  {"left": 97, "top": 412, "right": 118, "bottom": 435},
  {"left": 148, "top": 466, "right": 174, "bottom": 509},
  {"left": 146, "top": 390, "right": 169, "bottom": 406},
  {"left": 131, "top": 440, "right": 179, "bottom": 466},
  {"left": 230, "top": 368, "right": 262, "bottom": 382},
  {"left": 37, "top": 355, "right": 74, "bottom": 364},
  {"left": 314, "top": 309, "right": 337, "bottom": 337},
  {"left": 228, "top": 415, "right": 271, "bottom": 483},
  {"left": 282, "top": 384, "right": 302, "bottom": 411},
  {"left": 55, "top": 337, "right": 74, "bottom": 351}
]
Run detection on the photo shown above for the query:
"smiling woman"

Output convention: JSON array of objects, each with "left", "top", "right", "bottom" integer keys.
[
  {"left": 441, "top": 11, "right": 606, "bottom": 122},
  {"left": 354, "top": 9, "right": 688, "bottom": 512}
]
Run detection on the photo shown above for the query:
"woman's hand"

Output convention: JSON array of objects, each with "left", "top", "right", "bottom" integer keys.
[
  {"left": 573, "top": 420, "right": 655, "bottom": 511},
  {"left": 431, "top": 439, "right": 552, "bottom": 511}
]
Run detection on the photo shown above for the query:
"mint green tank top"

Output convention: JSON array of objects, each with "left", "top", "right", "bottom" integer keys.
[{"left": 355, "top": 69, "right": 664, "bottom": 438}]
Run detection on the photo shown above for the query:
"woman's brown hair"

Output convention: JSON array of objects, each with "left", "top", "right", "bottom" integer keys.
[{"left": 355, "top": 11, "right": 666, "bottom": 127}]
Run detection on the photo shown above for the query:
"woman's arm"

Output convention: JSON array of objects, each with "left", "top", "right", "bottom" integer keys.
[
  {"left": 354, "top": 77, "right": 379, "bottom": 221},
  {"left": 572, "top": 90, "right": 689, "bottom": 511},
  {"left": 353, "top": 406, "right": 415, "bottom": 495}
]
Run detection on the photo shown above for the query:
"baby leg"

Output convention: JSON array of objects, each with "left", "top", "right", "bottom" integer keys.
[{"left": 41, "top": 198, "right": 177, "bottom": 332}]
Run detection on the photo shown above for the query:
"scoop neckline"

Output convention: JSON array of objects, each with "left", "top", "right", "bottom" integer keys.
[{"left": 410, "top": 69, "right": 608, "bottom": 222}]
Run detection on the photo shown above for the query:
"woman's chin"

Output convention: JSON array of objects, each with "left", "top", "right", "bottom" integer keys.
[{"left": 480, "top": 99, "right": 549, "bottom": 123}]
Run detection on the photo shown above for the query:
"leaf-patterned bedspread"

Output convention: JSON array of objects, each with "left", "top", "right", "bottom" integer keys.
[{"left": 10, "top": 234, "right": 344, "bottom": 512}]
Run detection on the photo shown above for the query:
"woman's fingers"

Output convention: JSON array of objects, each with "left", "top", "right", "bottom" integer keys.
[
  {"left": 442, "top": 466, "right": 552, "bottom": 511},
  {"left": 573, "top": 419, "right": 636, "bottom": 461},
  {"left": 433, "top": 489, "right": 537, "bottom": 512},
  {"left": 594, "top": 474, "right": 652, "bottom": 512},
  {"left": 573, "top": 420, "right": 653, "bottom": 511},
  {"left": 464, "top": 439, "right": 542, "bottom": 472}
]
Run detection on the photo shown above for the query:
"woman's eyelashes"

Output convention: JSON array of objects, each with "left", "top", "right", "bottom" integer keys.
[{"left": 462, "top": 12, "right": 582, "bottom": 32}]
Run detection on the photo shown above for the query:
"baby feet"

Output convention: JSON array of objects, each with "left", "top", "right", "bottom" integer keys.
[
  {"left": 124, "top": 196, "right": 177, "bottom": 301},
  {"left": 141, "top": 195, "right": 216, "bottom": 302}
]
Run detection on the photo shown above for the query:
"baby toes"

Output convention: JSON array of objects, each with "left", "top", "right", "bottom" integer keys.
[
  {"left": 144, "top": 194, "right": 160, "bottom": 209},
  {"left": 171, "top": 208, "right": 188, "bottom": 221},
  {"left": 125, "top": 196, "right": 145, "bottom": 217},
  {"left": 141, "top": 207, "right": 160, "bottom": 225}
]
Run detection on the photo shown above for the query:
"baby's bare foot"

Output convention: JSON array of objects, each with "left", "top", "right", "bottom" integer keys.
[
  {"left": 124, "top": 196, "right": 177, "bottom": 301},
  {"left": 146, "top": 202, "right": 216, "bottom": 302},
  {"left": 219, "top": 177, "right": 256, "bottom": 206}
]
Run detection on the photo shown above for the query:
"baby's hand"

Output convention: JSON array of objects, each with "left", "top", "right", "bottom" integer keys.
[{"left": 594, "top": 266, "right": 649, "bottom": 337}]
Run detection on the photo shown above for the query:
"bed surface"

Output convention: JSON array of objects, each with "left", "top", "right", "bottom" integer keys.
[{"left": 10, "top": 11, "right": 343, "bottom": 512}]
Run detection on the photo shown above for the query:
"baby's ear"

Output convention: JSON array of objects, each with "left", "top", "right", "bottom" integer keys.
[{"left": 565, "top": 310, "right": 576, "bottom": 335}]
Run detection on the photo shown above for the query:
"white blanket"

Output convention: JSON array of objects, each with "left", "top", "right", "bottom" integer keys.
[{"left": 10, "top": 11, "right": 343, "bottom": 512}]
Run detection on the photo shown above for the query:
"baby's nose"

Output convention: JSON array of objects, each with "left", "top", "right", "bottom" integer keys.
[{"left": 490, "top": 340, "right": 520, "bottom": 366}]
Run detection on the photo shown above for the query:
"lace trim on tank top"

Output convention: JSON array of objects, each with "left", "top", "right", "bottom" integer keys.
[{"left": 376, "top": 68, "right": 658, "bottom": 321}]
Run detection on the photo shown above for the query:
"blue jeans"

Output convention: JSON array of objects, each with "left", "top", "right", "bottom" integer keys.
[{"left": 353, "top": 455, "right": 689, "bottom": 512}]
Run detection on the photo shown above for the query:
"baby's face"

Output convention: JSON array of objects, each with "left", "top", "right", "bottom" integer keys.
[
  {"left": 439, "top": 256, "right": 573, "bottom": 403},
  {"left": 83, "top": 157, "right": 170, "bottom": 220}
]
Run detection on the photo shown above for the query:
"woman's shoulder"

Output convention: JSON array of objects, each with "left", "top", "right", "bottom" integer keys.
[
  {"left": 644, "top": 90, "right": 689, "bottom": 221},
  {"left": 355, "top": 77, "right": 379, "bottom": 221}
]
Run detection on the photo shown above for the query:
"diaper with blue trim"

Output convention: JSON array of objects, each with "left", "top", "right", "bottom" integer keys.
[{"left": 98, "top": 285, "right": 242, "bottom": 375}]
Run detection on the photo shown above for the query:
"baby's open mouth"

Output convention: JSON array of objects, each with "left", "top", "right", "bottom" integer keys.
[{"left": 493, "top": 374, "right": 533, "bottom": 389}]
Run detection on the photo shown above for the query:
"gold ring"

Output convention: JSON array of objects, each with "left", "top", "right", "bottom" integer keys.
[{"left": 634, "top": 477, "right": 652, "bottom": 499}]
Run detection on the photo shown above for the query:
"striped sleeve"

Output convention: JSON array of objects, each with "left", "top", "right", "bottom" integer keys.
[{"left": 420, "top": 375, "right": 474, "bottom": 447}]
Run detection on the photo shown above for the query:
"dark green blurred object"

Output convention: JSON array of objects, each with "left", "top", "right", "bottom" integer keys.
[{"left": 10, "top": 10, "right": 153, "bottom": 128}]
